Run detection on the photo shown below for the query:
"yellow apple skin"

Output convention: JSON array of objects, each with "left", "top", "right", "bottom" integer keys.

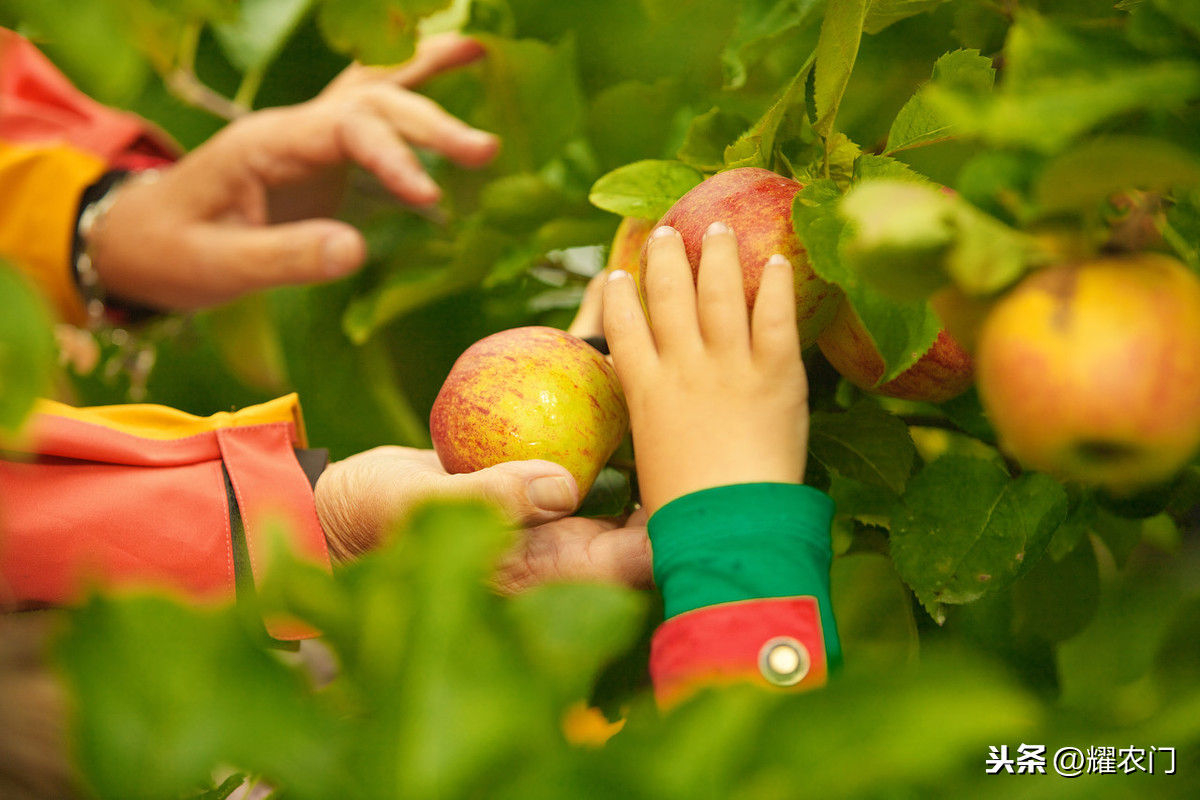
[
  {"left": 605, "top": 216, "right": 654, "bottom": 294},
  {"left": 429, "top": 326, "right": 629, "bottom": 499},
  {"left": 639, "top": 167, "right": 840, "bottom": 348},
  {"left": 817, "top": 298, "right": 974, "bottom": 403},
  {"left": 976, "top": 253, "right": 1200, "bottom": 492}
]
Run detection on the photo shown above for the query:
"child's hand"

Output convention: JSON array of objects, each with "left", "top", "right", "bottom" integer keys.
[{"left": 603, "top": 223, "right": 810, "bottom": 516}]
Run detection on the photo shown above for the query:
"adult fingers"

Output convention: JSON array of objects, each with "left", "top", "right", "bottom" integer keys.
[
  {"left": 695, "top": 221, "right": 750, "bottom": 355},
  {"left": 173, "top": 220, "right": 366, "bottom": 307},
  {"left": 358, "top": 87, "right": 499, "bottom": 169},
  {"left": 322, "top": 33, "right": 486, "bottom": 94},
  {"left": 441, "top": 459, "right": 581, "bottom": 526},
  {"left": 390, "top": 32, "right": 487, "bottom": 87},
  {"left": 641, "top": 226, "right": 700, "bottom": 355},
  {"left": 337, "top": 108, "right": 444, "bottom": 205}
]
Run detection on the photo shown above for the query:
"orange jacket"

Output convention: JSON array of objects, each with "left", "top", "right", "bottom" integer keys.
[{"left": 0, "top": 27, "right": 176, "bottom": 325}]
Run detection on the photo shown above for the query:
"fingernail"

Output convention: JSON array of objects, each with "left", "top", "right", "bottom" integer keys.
[
  {"left": 704, "top": 220, "right": 731, "bottom": 239},
  {"left": 650, "top": 225, "right": 678, "bottom": 240},
  {"left": 323, "top": 230, "right": 362, "bottom": 276},
  {"left": 766, "top": 253, "right": 790, "bottom": 267},
  {"left": 528, "top": 476, "right": 576, "bottom": 512},
  {"left": 465, "top": 128, "right": 499, "bottom": 149},
  {"left": 412, "top": 172, "right": 441, "bottom": 203},
  {"left": 607, "top": 269, "right": 630, "bottom": 283}
]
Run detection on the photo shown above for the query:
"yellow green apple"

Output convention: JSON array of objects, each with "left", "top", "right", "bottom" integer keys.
[
  {"left": 430, "top": 326, "right": 629, "bottom": 501},
  {"left": 976, "top": 252, "right": 1200, "bottom": 492},
  {"left": 817, "top": 297, "right": 974, "bottom": 403},
  {"left": 639, "top": 167, "right": 840, "bottom": 347}
]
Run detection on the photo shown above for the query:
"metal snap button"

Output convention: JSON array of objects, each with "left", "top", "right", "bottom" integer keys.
[{"left": 758, "top": 636, "right": 811, "bottom": 687}]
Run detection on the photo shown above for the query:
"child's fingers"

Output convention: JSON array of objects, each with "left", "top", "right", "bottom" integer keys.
[
  {"left": 696, "top": 221, "right": 750, "bottom": 354},
  {"left": 751, "top": 254, "right": 802, "bottom": 366},
  {"left": 603, "top": 269, "right": 657, "bottom": 386},
  {"left": 642, "top": 226, "right": 700, "bottom": 353}
]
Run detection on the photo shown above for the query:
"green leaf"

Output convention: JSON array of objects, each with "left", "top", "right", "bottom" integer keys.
[
  {"left": 841, "top": 286, "right": 943, "bottom": 383},
  {"left": 56, "top": 595, "right": 340, "bottom": 800},
  {"left": 0, "top": 263, "right": 56, "bottom": 433},
  {"left": 1034, "top": 136, "right": 1200, "bottom": 215},
  {"left": 479, "top": 173, "right": 577, "bottom": 229},
  {"left": 926, "top": 13, "right": 1200, "bottom": 153},
  {"left": 863, "top": 0, "right": 955, "bottom": 35},
  {"left": 586, "top": 78, "right": 683, "bottom": 171},
  {"left": 828, "top": 474, "right": 901, "bottom": 529},
  {"left": 943, "top": 201, "right": 1043, "bottom": 295},
  {"left": 724, "top": 63, "right": 814, "bottom": 171},
  {"left": 891, "top": 456, "right": 1069, "bottom": 606},
  {"left": 830, "top": 552, "right": 919, "bottom": 675},
  {"left": 715, "top": 0, "right": 820, "bottom": 89},
  {"left": 809, "top": 401, "right": 918, "bottom": 496},
  {"left": 318, "top": 0, "right": 452, "bottom": 64},
  {"left": 839, "top": 180, "right": 956, "bottom": 301},
  {"left": 794, "top": 180, "right": 944, "bottom": 380},
  {"left": 1011, "top": 533, "right": 1100, "bottom": 644},
  {"left": 1152, "top": 0, "right": 1200, "bottom": 41},
  {"left": 3, "top": 0, "right": 150, "bottom": 103},
  {"left": 574, "top": 466, "right": 632, "bottom": 518},
  {"left": 507, "top": 582, "right": 648, "bottom": 697},
  {"left": 473, "top": 34, "right": 586, "bottom": 173},
  {"left": 793, "top": 178, "right": 852, "bottom": 286},
  {"left": 853, "top": 153, "right": 934, "bottom": 184},
  {"left": 722, "top": 0, "right": 823, "bottom": 90},
  {"left": 214, "top": 0, "right": 314, "bottom": 74},
  {"left": 588, "top": 160, "right": 703, "bottom": 220},
  {"left": 678, "top": 107, "right": 752, "bottom": 173},
  {"left": 885, "top": 49, "right": 995, "bottom": 155},
  {"left": 812, "top": 0, "right": 868, "bottom": 141}
]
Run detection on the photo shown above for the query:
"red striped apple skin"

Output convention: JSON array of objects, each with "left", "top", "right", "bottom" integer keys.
[
  {"left": 976, "top": 253, "right": 1200, "bottom": 492},
  {"left": 640, "top": 167, "right": 840, "bottom": 348},
  {"left": 818, "top": 298, "right": 974, "bottom": 404},
  {"left": 430, "top": 326, "right": 629, "bottom": 499}
]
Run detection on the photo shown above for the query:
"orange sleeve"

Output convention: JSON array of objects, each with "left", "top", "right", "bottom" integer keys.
[
  {"left": 0, "top": 395, "right": 330, "bottom": 641},
  {"left": 0, "top": 27, "right": 179, "bottom": 324},
  {"left": 0, "top": 140, "right": 106, "bottom": 324}
]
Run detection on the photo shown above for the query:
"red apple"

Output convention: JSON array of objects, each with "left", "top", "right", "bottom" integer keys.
[
  {"left": 639, "top": 167, "right": 840, "bottom": 347},
  {"left": 976, "top": 253, "right": 1200, "bottom": 491},
  {"left": 430, "top": 326, "right": 629, "bottom": 500},
  {"left": 817, "top": 297, "right": 974, "bottom": 403}
]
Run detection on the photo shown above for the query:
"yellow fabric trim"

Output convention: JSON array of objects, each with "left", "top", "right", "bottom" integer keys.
[
  {"left": 32, "top": 394, "right": 310, "bottom": 447},
  {"left": 0, "top": 140, "right": 107, "bottom": 325}
]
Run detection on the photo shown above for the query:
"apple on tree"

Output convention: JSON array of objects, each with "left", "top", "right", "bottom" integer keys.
[
  {"left": 817, "top": 296, "right": 974, "bottom": 404},
  {"left": 605, "top": 216, "right": 654, "bottom": 293},
  {"left": 639, "top": 166, "right": 841, "bottom": 348},
  {"left": 976, "top": 252, "right": 1200, "bottom": 492},
  {"left": 430, "top": 326, "right": 629, "bottom": 505}
]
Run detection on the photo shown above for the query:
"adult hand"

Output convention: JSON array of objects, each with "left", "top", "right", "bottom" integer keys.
[
  {"left": 91, "top": 33, "right": 498, "bottom": 312},
  {"left": 313, "top": 446, "right": 579, "bottom": 562},
  {"left": 493, "top": 508, "right": 652, "bottom": 594}
]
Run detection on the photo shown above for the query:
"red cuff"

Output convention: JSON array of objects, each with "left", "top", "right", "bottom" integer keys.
[{"left": 650, "top": 596, "right": 830, "bottom": 708}]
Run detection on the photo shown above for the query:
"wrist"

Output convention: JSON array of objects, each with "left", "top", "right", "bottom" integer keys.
[{"left": 73, "top": 169, "right": 163, "bottom": 326}]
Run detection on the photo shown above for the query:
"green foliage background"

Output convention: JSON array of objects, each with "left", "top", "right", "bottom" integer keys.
[{"left": 2, "top": 0, "right": 1200, "bottom": 796}]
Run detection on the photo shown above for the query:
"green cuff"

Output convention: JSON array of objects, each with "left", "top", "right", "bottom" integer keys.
[{"left": 648, "top": 483, "right": 840, "bottom": 665}]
